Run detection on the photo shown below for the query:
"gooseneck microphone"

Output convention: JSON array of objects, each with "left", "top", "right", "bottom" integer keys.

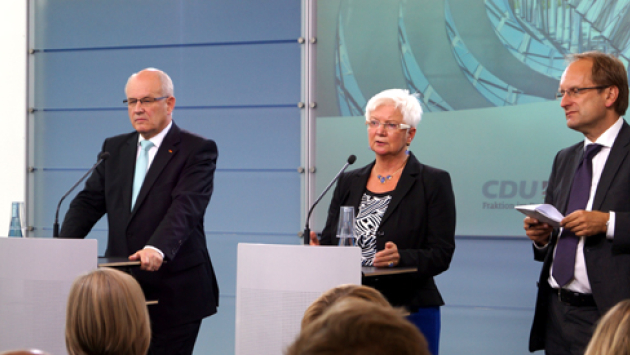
[
  {"left": 53, "top": 152, "right": 110, "bottom": 238},
  {"left": 303, "top": 155, "right": 356, "bottom": 245}
]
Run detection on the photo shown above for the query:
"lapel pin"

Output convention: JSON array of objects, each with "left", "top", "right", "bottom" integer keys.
[{"left": 168, "top": 150, "right": 173, "bottom": 153}]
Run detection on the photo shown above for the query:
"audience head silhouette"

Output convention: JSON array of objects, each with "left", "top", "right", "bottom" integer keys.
[
  {"left": 301, "top": 284, "right": 391, "bottom": 329},
  {"left": 585, "top": 299, "right": 630, "bottom": 355},
  {"left": 65, "top": 267, "right": 150, "bottom": 355},
  {"left": 287, "top": 298, "right": 429, "bottom": 355}
]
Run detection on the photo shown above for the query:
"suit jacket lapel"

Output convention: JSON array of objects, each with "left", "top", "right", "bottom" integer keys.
[
  {"left": 557, "top": 144, "right": 584, "bottom": 214},
  {"left": 380, "top": 153, "right": 420, "bottom": 225},
  {"left": 131, "top": 122, "right": 181, "bottom": 215},
  {"left": 593, "top": 121, "right": 630, "bottom": 210},
  {"left": 122, "top": 133, "right": 139, "bottom": 214}
]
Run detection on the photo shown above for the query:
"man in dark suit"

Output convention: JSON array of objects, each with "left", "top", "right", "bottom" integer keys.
[
  {"left": 59, "top": 68, "right": 219, "bottom": 355},
  {"left": 525, "top": 52, "right": 630, "bottom": 354}
]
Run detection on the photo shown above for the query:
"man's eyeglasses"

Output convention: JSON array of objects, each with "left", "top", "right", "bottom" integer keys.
[
  {"left": 123, "top": 96, "right": 169, "bottom": 106},
  {"left": 555, "top": 86, "right": 609, "bottom": 100},
  {"left": 365, "top": 119, "right": 411, "bottom": 131}
]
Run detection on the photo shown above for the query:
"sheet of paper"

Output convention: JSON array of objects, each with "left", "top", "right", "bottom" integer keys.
[{"left": 515, "top": 204, "right": 563, "bottom": 228}]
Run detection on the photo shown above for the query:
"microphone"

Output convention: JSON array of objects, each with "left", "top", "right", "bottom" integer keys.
[
  {"left": 53, "top": 152, "right": 110, "bottom": 238},
  {"left": 303, "top": 155, "right": 356, "bottom": 245}
]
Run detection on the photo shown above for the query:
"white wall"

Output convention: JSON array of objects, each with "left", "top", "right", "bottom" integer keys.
[{"left": 0, "top": 2, "right": 27, "bottom": 236}]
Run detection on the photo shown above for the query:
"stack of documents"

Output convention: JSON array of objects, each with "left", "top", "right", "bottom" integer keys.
[{"left": 515, "top": 204, "right": 563, "bottom": 228}]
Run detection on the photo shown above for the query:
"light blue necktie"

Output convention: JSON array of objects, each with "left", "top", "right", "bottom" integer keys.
[{"left": 132, "top": 140, "right": 154, "bottom": 209}]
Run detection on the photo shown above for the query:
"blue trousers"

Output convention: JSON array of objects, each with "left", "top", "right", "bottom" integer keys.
[{"left": 407, "top": 307, "right": 440, "bottom": 355}]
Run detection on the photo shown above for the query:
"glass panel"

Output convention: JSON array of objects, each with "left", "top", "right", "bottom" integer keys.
[
  {"left": 441, "top": 306, "right": 533, "bottom": 354},
  {"left": 33, "top": 44, "right": 300, "bottom": 109},
  {"left": 33, "top": 0, "right": 300, "bottom": 49},
  {"left": 33, "top": 170, "right": 300, "bottom": 238},
  {"left": 438, "top": 239, "right": 538, "bottom": 308},
  {"left": 35, "top": 108, "right": 300, "bottom": 170},
  {"left": 207, "top": 171, "right": 301, "bottom": 234}
]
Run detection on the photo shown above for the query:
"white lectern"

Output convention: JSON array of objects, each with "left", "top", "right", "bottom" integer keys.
[
  {"left": 235, "top": 243, "right": 361, "bottom": 355},
  {"left": 0, "top": 238, "right": 97, "bottom": 354}
]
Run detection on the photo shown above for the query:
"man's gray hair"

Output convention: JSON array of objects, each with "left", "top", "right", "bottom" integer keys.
[{"left": 125, "top": 68, "right": 174, "bottom": 97}]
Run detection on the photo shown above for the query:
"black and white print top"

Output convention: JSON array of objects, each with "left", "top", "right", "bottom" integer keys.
[{"left": 356, "top": 190, "right": 392, "bottom": 266}]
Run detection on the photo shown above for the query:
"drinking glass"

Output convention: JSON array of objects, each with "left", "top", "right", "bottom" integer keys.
[{"left": 337, "top": 206, "right": 356, "bottom": 246}]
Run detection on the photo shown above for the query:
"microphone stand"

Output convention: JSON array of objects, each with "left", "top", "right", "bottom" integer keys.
[
  {"left": 53, "top": 152, "right": 110, "bottom": 238},
  {"left": 303, "top": 155, "right": 356, "bottom": 245}
]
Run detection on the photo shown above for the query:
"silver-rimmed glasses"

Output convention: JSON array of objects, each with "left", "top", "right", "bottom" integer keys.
[
  {"left": 123, "top": 96, "right": 169, "bottom": 106},
  {"left": 555, "top": 86, "right": 609, "bottom": 100},
  {"left": 365, "top": 119, "right": 411, "bottom": 131}
]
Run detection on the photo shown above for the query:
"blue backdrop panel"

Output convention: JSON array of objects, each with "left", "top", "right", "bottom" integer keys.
[
  {"left": 33, "top": 44, "right": 300, "bottom": 109},
  {"left": 196, "top": 296, "right": 236, "bottom": 355},
  {"left": 34, "top": 170, "right": 299, "bottom": 237},
  {"left": 32, "top": 170, "right": 109, "bottom": 235},
  {"left": 175, "top": 107, "right": 301, "bottom": 170},
  {"left": 33, "top": 0, "right": 300, "bottom": 48},
  {"left": 437, "top": 239, "right": 539, "bottom": 308},
  {"left": 34, "top": 107, "right": 300, "bottom": 170},
  {"left": 206, "top": 171, "right": 300, "bottom": 234},
  {"left": 441, "top": 307, "right": 532, "bottom": 355},
  {"left": 33, "top": 110, "right": 130, "bottom": 169},
  {"left": 436, "top": 238, "right": 538, "bottom": 354}
]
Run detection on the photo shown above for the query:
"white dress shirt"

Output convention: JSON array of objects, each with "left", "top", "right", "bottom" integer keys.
[{"left": 547, "top": 117, "right": 623, "bottom": 293}]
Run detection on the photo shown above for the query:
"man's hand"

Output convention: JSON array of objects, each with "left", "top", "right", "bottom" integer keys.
[
  {"left": 129, "top": 248, "right": 164, "bottom": 271},
  {"left": 373, "top": 242, "right": 400, "bottom": 268},
  {"left": 561, "top": 210, "right": 609, "bottom": 237},
  {"left": 524, "top": 217, "right": 553, "bottom": 246}
]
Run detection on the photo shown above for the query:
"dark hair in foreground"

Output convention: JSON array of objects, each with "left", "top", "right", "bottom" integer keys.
[
  {"left": 65, "top": 267, "right": 151, "bottom": 355},
  {"left": 569, "top": 51, "right": 629, "bottom": 116},
  {"left": 286, "top": 298, "right": 429, "bottom": 355}
]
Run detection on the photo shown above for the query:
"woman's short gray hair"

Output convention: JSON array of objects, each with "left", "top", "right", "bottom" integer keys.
[{"left": 364, "top": 89, "right": 422, "bottom": 128}]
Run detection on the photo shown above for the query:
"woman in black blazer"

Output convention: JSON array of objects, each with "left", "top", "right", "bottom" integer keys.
[{"left": 311, "top": 89, "right": 456, "bottom": 355}]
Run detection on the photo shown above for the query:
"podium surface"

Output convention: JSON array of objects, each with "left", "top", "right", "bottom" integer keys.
[
  {"left": 98, "top": 256, "right": 141, "bottom": 267},
  {"left": 362, "top": 265, "right": 418, "bottom": 277}
]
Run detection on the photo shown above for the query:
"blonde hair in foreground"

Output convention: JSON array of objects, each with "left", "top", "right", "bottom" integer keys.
[
  {"left": 287, "top": 298, "right": 429, "bottom": 355},
  {"left": 65, "top": 267, "right": 151, "bottom": 355},
  {"left": 301, "top": 284, "right": 391, "bottom": 329},
  {"left": 585, "top": 299, "right": 630, "bottom": 355}
]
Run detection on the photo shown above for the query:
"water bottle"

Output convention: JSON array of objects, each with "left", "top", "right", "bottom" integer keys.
[{"left": 8, "top": 201, "right": 24, "bottom": 237}]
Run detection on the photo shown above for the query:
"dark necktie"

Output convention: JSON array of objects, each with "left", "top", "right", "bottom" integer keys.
[{"left": 552, "top": 143, "right": 603, "bottom": 287}]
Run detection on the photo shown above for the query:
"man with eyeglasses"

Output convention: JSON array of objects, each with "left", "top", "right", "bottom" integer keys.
[
  {"left": 59, "top": 68, "right": 219, "bottom": 355},
  {"left": 524, "top": 51, "right": 630, "bottom": 355}
]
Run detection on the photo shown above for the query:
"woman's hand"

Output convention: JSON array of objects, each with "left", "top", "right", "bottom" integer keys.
[
  {"left": 373, "top": 241, "right": 399, "bottom": 267},
  {"left": 309, "top": 231, "right": 320, "bottom": 246}
]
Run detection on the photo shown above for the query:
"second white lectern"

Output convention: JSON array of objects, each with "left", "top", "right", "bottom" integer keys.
[{"left": 235, "top": 243, "right": 361, "bottom": 355}]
